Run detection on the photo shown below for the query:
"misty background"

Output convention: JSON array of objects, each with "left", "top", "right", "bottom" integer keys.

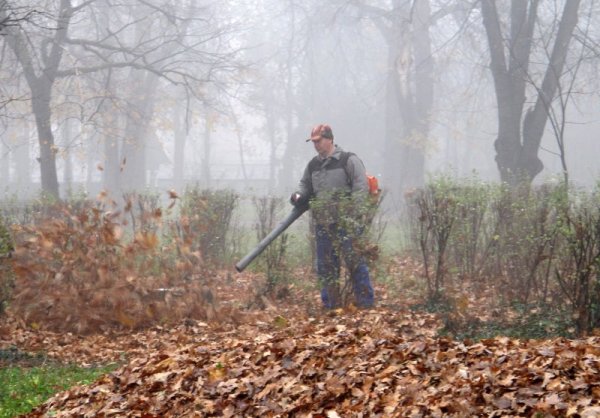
[{"left": 1, "top": 0, "right": 599, "bottom": 212}]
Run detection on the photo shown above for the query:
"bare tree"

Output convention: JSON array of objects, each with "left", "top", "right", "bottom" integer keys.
[
  {"left": 480, "top": 0, "right": 582, "bottom": 186},
  {"left": 345, "top": 0, "right": 460, "bottom": 204},
  {"left": 0, "top": 0, "right": 242, "bottom": 198}
]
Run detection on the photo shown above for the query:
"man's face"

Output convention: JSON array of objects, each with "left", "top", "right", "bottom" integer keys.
[{"left": 312, "top": 137, "right": 334, "bottom": 158}]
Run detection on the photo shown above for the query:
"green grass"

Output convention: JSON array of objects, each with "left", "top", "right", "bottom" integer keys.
[{"left": 0, "top": 364, "right": 116, "bottom": 418}]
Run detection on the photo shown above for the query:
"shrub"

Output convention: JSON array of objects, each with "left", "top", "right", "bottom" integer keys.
[
  {"left": 446, "top": 178, "right": 490, "bottom": 283},
  {"left": 252, "top": 196, "right": 289, "bottom": 292},
  {"left": 411, "top": 177, "right": 457, "bottom": 302},
  {"left": 552, "top": 190, "right": 600, "bottom": 335},
  {"left": 0, "top": 214, "right": 14, "bottom": 316},
  {"left": 405, "top": 177, "right": 600, "bottom": 337},
  {"left": 178, "top": 187, "right": 238, "bottom": 268}
]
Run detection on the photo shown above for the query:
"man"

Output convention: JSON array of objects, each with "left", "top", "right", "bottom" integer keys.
[{"left": 291, "top": 124, "right": 375, "bottom": 309}]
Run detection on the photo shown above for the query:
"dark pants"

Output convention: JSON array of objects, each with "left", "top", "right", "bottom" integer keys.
[{"left": 315, "top": 223, "right": 375, "bottom": 309}]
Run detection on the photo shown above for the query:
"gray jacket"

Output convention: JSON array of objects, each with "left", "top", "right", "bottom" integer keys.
[{"left": 298, "top": 145, "right": 368, "bottom": 224}]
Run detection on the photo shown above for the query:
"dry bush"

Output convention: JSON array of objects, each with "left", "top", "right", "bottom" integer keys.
[
  {"left": 407, "top": 178, "right": 600, "bottom": 337},
  {"left": 178, "top": 187, "right": 238, "bottom": 268},
  {"left": 553, "top": 197, "right": 600, "bottom": 335},
  {"left": 0, "top": 214, "right": 14, "bottom": 315},
  {"left": 251, "top": 196, "right": 290, "bottom": 294},
  {"left": 9, "top": 201, "right": 217, "bottom": 334},
  {"left": 411, "top": 180, "right": 457, "bottom": 302}
]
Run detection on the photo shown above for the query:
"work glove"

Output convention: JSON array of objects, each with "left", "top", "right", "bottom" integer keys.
[{"left": 290, "top": 192, "right": 305, "bottom": 207}]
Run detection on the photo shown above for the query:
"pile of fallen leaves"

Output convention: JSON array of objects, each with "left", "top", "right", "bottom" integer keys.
[
  {"left": 8, "top": 201, "right": 219, "bottom": 334},
  {"left": 15, "top": 307, "right": 600, "bottom": 417}
]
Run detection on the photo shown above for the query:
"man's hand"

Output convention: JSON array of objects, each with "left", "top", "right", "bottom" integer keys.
[{"left": 290, "top": 192, "right": 304, "bottom": 207}]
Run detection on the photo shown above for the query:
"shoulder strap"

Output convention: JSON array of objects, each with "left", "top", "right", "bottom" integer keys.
[
  {"left": 341, "top": 152, "right": 355, "bottom": 186},
  {"left": 339, "top": 151, "right": 352, "bottom": 167}
]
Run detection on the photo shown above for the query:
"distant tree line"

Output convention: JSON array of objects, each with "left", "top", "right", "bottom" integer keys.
[{"left": 0, "top": 1, "right": 599, "bottom": 202}]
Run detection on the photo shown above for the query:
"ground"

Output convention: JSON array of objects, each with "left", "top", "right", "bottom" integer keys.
[{"left": 1, "top": 265, "right": 600, "bottom": 417}]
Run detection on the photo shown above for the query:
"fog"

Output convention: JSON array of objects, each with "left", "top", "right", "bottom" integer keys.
[{"left": 1, "top": 0, "right": 599, "bottom": 210}]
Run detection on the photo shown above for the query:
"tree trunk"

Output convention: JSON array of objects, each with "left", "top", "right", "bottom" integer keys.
[
  {"left": 0, "top": 135, "right": 8, "bottom": 189},
  {"left": 62, "top": 118, "right": 73, "bottom": 195},
  {"left": 15, "top": 121, "right": 31, "bottom": 192},
  {"left": 31, "top": 86, "right": 60, "bottom": 199},
  {"left": 203, "top": 111, "right": 212, "bottom": 189},
  {"left": 382, "top": 41, "right": 406, "bottom": 204},
  {"left": 267, "top": 110, "right": 277, "bottom": 193},
  {"left": 173, "top": 96, "right": 187, "bottom": 191},
  {"left": 102, "top": 112, "right": 120, "bottom": 196},
  {"left": 120, "top": 72, "right": 158, "bottom": 192},
  {"left": 519, "top": 0, "right": 581, "bottom": 180},
  {"left": 278, "top": 121, "right": 303, "bottom": 195},
  {"left": 85, "top": 129, "right": 96, "bottom": 195},
  {"left": 97, "top": 3, "right": 119, "bottom": 197},
  {"left": 481, "top": 0, "right": 581, "bottom": 185},
  {"left": 411, "top": 0, "right": 434, "bottom": 186},
  {"left": 277, "top": 31, "right": 301, "bottom": 195},
  {"left": 382, "top": 0, "right": 433, "bottom": 204},
  {"left": 232, "top": 115, "right": 250, "bottom": 190}
]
